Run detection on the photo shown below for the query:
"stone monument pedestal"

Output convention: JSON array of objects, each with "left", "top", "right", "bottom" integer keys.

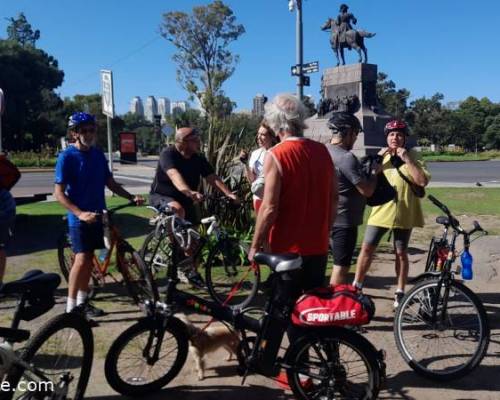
[{"left": 305, "top": 63, "right": 392, "bottom": 156}]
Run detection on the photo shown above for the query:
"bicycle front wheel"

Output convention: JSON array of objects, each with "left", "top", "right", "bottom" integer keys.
[
  {"left": 205, "top": 238, "right": 259, "bottom": 309},
  {"left": 5, "top": 312, "right": 94, "bottom": 400},
  {"left": 118, "top": 243, "right": 158, "bottom": 305},
  {"left": 139, "top": 231, "right": 172, "bottom": 283},
  {"left": 104, "top": 316, "right": 188, "bottom": 396},
  {"left": 285, "top": 328, "right": 382, "bottom": 400},
  {"left": 394, "top": 279, "right": 490, "bottom": 381}
]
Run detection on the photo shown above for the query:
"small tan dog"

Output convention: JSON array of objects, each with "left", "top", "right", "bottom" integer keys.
[{"left": 176, "top": 314, "right": 240, "bottom": 380}]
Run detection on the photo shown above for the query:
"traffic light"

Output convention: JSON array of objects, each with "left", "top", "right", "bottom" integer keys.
[
  {"left": 301, "top": 76, "right": 310, "bottom": 87},
  {"left": 153, "top": 115, "right": 161, "bottom": 131}
]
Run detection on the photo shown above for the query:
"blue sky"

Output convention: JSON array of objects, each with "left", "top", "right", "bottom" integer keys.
[{"left": 1, "top": 0, "right": 499, "bottom": 114}]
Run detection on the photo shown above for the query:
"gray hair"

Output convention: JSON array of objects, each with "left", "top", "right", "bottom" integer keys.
[{"left": 264, "top": 93, "right": 308, "bottom": 136}]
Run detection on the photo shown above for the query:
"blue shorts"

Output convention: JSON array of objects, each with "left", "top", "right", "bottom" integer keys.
[{"left": 68, "top": 222, "right": 105, "bottom": 253}]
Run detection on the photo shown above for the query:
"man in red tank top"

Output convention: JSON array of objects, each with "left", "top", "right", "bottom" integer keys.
[{"left": 249, "top": 93, "right": 338, "bottom": 291}]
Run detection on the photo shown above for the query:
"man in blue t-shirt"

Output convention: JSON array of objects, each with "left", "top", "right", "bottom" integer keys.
[{"left": 55, "top": 112, "right": 143, "bottom": 323}]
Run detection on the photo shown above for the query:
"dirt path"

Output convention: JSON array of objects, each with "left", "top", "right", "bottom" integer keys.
[{"left": 2, "top": 236, "right": 499, "bottom": 400}]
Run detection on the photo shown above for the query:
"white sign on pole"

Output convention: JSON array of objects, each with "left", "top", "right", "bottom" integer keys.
[
  {"left": 0, "top": 88, "right": 5, "bottom": 116},
  {"left": 100, "top": 70, "right": 115, "bottom": 118}
]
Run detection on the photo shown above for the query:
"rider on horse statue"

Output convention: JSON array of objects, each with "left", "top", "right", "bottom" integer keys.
[
  {"left": 321, "top": 3, "right": 375, "bottom": 65},
  {"left": 336, "top": 4, "right": 357, "bottom": 47}
]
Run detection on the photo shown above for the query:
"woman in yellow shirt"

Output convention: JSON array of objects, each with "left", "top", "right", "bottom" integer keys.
[{"left": 353, "top": 120, "right": 430, "bottom": 308}]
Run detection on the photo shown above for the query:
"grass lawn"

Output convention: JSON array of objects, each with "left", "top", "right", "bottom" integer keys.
[{"left": 5, "top": 188, "right": 500, "bottom": 283}]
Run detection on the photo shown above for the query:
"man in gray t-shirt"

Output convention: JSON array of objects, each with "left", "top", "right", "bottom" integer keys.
[{"left": 325, "top": 112, "right": 381, "bottom": 284}]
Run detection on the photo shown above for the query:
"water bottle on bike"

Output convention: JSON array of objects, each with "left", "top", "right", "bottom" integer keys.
[
  {"left": 461, "top": 249, "right": 473, "bottom": 280},
  {"left": 98, "top": 210, "right": 111, "bottom": 262}
]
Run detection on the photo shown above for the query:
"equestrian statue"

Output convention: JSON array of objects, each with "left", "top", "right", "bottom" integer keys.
[{"left": 321, "top": 3, "right": 376, "bottom": 66}]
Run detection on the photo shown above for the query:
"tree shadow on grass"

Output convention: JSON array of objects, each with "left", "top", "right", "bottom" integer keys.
[{"left": 9, "top": 213, "right": 151, "bottom": 256}]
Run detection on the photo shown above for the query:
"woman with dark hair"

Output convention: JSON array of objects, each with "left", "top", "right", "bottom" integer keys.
[{"left": 240, "top": 123, "right": 277, "bottom": 213}]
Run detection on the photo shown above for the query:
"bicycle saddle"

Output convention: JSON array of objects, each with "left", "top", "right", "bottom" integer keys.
[
  {"left": 436, "top": 216, "right": 449, "bottom": 225},
  {"left": 254, "top": 253, "right": 302, "bottom": 273},
  {"left": 0, "top": 269, "right": 61, "bottom": 297}
]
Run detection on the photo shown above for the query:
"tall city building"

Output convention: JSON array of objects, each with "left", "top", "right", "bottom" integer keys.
[
  {"left": 157, "top": 97, "right": 171, "bottom": 123},
  {"left": 252, "top": 94, "right": 267, "bottom": 117},
  {"left": 171, "top": 101, "right": 189, "bottom": 115},
  {"left": 129, "top": 96, "right": 144, "bottom": 116},
  {"left": 144, "top": 96, "right": 158, "bottom": 122}
]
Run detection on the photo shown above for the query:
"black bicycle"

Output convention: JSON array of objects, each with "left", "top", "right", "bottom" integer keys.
[
  {"left": 140, "top": 199, "right": 259, "bottom": 309},
  {"left": 104, "top": 219, "right": 386, "bottom": 399},
  {"left": 0, "top": 270, "right": 93, "bottom": 400},
  {"left": 394, "top": 194, "right": 490, "bottom": 381}
]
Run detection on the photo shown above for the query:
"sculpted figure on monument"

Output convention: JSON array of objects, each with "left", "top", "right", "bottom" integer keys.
[{"left": 321, "top": 3, "right": 376, "bottom": 66}]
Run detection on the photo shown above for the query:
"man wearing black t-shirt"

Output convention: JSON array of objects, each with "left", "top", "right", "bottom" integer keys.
[
  {"left": 149, "top": 127, "right": 238, "bottom": 286},
  {"left": 150, "top": 127, "right": 238, "bottom": 222}
]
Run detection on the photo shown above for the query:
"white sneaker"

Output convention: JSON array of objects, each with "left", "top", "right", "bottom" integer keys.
[{"left": 393, "top": 292, "right": 405, "bottom": 309}]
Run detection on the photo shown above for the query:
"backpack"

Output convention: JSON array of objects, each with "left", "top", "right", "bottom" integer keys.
[
  {"left": 0, "top": 154, "right": 21, "bottom": 191},
  {"left": 291, "top": 284, "right": 375, "bottom": 327}
]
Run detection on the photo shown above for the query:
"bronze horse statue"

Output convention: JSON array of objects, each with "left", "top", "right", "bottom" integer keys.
[{"left": 321, "top": 18, "right": 375, "bottom": 66}]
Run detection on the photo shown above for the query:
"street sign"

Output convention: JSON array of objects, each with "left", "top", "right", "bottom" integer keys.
[
  {"left": 291, "top": 61, "right": 319, "bottom": 76},
  {"left": 302, "top": 61, "right": 319, "bottom": 74},
  {"left": 0, "top": 88, "right": 4, "bottom": 116},
  {"left": 301, "top": 76, "right": 310, "bottom": 86},
  {"left": 100, "top": 70, "right": 115, "bottom": 118},
  {"left": 161, "top": 124, "right": 173, "bottom": 137}
]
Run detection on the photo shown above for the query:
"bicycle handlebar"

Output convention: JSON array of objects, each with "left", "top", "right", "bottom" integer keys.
[
  {"left": 428, "top": 195, "right": 487, "bottom": 237},
  {"left": 106, "top": 201, "right": 137, "bottom": 214}
]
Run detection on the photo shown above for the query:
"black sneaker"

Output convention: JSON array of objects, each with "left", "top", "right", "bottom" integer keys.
[
  {"left": 186, "top": 270, "right": 205, "bottom": 289},
  {"left": 70, "top": 305, "right": 100, "bottom": 328},
  {"left": 79, "top": 301, "right": 106, "bottom": 318}
]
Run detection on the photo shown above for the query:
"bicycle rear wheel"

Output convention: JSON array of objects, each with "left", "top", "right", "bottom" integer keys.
[
  {"left": 117, "top": 242, "right": 158, "bottom": 305},
  {"left": 104, "top": 316, "right": 188, "bottom": 396},
  {"left": 57, "top": 231, "right": 100, "bottom": 299},
  {"left": 394, "top": 279, "right": 490, "bottom": 381},
  {"left": 5, "top": 312, "right": 94, "bottom": 400},
  {"left": 285, "top": 328, "right": 382, "bottom": 400},
  {"left": 205, "top": 238, "right": 259, "bottom": 309}
]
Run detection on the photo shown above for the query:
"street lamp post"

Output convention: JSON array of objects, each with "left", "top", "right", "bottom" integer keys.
[{"left": 289, "top": 0, "right": 304, "bottom": 100}]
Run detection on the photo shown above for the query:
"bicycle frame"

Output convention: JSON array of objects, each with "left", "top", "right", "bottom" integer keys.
[{"left": 423, "top": 195, "right": 487, "bottom": 325}]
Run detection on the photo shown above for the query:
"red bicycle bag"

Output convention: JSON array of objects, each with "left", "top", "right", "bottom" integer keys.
[{"left": 291, "top": 284, "right": 375, "bottom": 327}]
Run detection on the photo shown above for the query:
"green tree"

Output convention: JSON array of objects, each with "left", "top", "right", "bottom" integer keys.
[
  {"left": 376, "top": 72, "right": 410, "bottom": 118},
  {"left": 6, "top": 13, "right": 40, "bottom": 47},
  {"left": 456, "top": 97, "right": 487, "bottom": 152},
  {"left": 0, "top": 39, "right": 64, "bottom": 150},
  {"left": 406, "top": 93, "right": 446, "bottom": 145},
  {"left": 484, "top": 115, "right": 500, "bottom": 150},
  {"left": 160, "top": 0, "right": 245, "bottom": 165}
]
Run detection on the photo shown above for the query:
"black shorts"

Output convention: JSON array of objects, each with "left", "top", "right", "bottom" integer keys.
[
  {"left": 149, "top": 193, "right": 201, "bottom": 225},
  {"left": 0, "top": 217, "right": 15, "bottom": 249},
  {"left": 330, "top": 226, "right": 358, "bottom": 268}
]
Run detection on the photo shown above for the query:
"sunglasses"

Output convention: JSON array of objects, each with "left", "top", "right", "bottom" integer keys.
[{"left": 78, "top": 126, "right": 96, "bottom": 134}]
